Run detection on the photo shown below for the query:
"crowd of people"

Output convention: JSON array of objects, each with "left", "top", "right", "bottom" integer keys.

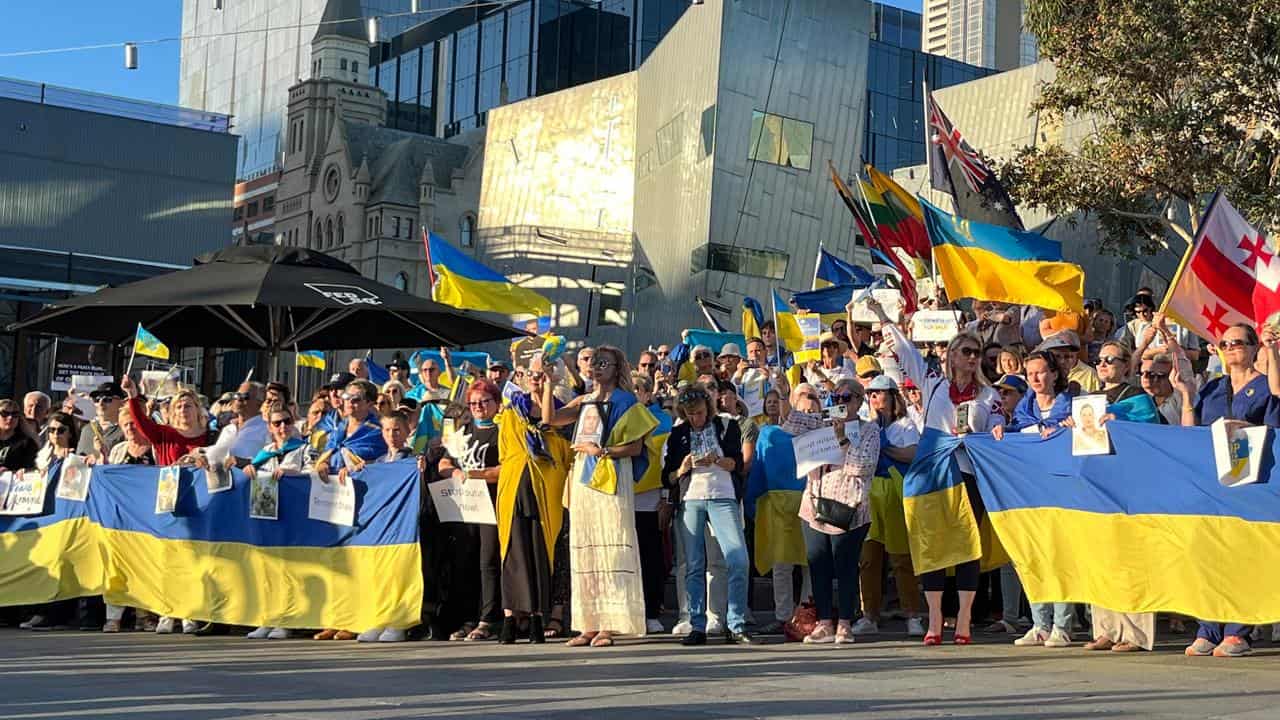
[{"left": 2, "top": 286, "right": 1276, "bottom": 658}]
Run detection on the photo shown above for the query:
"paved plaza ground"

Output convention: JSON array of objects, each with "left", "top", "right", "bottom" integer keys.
[{"left": 1, "top": 627, "right": 1278, "bottom": 719}]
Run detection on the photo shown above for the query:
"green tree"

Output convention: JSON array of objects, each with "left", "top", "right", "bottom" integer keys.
[{"left": 1001, "top": 0, "right": 1280, "bottom": 256}]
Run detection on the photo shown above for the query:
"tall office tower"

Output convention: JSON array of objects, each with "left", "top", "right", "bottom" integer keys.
[
  {"left": 179, "top": 0, "right": 419, "bottom": 180},
  {"left": 921, "top": 0, "right": 1035, "bottom": 71}
]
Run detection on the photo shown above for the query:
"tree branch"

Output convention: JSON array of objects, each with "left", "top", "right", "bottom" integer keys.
[{"left": 1107, "top": 208, "right": 1195, "bottom": 252}]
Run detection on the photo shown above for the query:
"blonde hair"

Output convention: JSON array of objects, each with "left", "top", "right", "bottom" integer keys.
[{"left": 946, "top": 331, "right": 991, "bottom": 388}]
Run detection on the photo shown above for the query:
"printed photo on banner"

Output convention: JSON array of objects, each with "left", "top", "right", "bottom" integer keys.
[
  {"left": 573, "top": 401, "right": 606, "bottom": 447},
  {"left": 250, "top": 471, "right": 279, "bottom": 520},
  {"left": 849, "top": 288, "right": 903, "bottom": 323},
  {"left": 1211, "top": 418, "right": 1270, "bottom": 487},
  {"left": 794, "top": 312, "right": 823, "bottom": 363},
  {"left": 204, "top": 464, "right": 233, "bottom": 494},
  {"left": 55, "top": 454, "right": 91, "bottom": 502},
  {"left": 428, "top": 475, "right": 498, "bottom": 525},
  {"left": 1071, "top": 395, "right": 1111, "bottom": 456},
  {"left": 0, "top": 470, "right": 48, "bottom": 516},
  {"left": 911, "top": 310, "right": 964, "bottom": 343},
  {"left": 308, "top": 472, "right": 356, "bottom": 526},
  {"left": 155, "top": 466, "right": 180, "bottom": 514}
]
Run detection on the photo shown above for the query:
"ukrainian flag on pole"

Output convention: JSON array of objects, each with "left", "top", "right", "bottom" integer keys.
[
  {"left": 423, "top": 229, "right": 551, "bottom": 317},
  {"left": 133, "top": 324, "right": 170, "bottom": 361},
  {"left": 296, "top": 350, "right": 325, "bottom": 370},
  {"left": 772, "top": 290, "right": 804, "bottom": 352}
]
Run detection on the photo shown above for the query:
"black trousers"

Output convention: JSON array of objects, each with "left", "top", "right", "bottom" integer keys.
[
  {"left": 501, "top": 514, "right": 551, "bottom": 615},
  {"left": 478, "top": 523, "right": 502, "bottom": 624},
  {"left": 919, "top": 472, "right": 985, "bottom": 593},
  {"left": 635, "top": 511, "right": 666, "bottom": 620}
]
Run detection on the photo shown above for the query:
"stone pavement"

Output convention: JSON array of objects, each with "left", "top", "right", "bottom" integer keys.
[{"left": 0, "top": 628, "right": 1277, "bottom": 719}]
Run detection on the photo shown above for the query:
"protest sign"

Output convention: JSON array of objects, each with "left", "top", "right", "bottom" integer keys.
[
  {"left": 849, "top": 288, "right": 903, "bottom": 323},
  {"left": 1212, "top": 418, "right": 1269, "bottom": 487},
  {"left": 51, "top": 340, "right": 111, "bottom": 392},
  {"left": 308, "top": 472, "right": 356, "bottom": 526},
  {"left": 573, "top": 402, "right": 606, "bottom": 447},
  {"left": 56, "top": 455, "right": 91, "bottom": 502},
  {"left": 791, "top": 422, "right": 861, "bottom": 477},
  {"left": 140, "top": 369, "right": 181, "bottom": 400},
  {"left": 794, "top": 312, "right": 823, "bottom": 363},
  {"left": 428, "top": 475, "right": 498, "bottom": 525},
  {"left": 739, "top": 371, "right": 766, "bottom": 417},
  {"left": 0, "top": 470, "right": 47, "bottom": 515},
  {"left": 911, "top": 310, "right": 964, "bottom": 343}
]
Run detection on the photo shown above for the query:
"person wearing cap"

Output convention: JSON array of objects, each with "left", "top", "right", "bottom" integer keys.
[
  {"left": 993, "top": 374, "right": 1028, "bottom": 428},
  {"left": 386, "top": 358, "right": 409, "bottom": 386},
  {"left": 1038, "top": 330, "right": 1100, "bottom": 395},
  {"left": 717, "top": 344, "right": 743, "bottom": 380},
  {"left": 321, "top": 372, "right": 356, "bottom": 424},
  {"left": 854, "top": 375, "right": 924, "bottom": 638},
  {"left": 487, "top": 361, "right": 511, "bottom": 388},
  {"left": 77, "top": 382, "right": 126, "bottom": 462},
  {"left": 850, "top": 322, "right": 876, "bottom": 357}
]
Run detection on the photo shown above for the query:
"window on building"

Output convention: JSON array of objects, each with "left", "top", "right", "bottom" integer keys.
[
  {"left": 341, "top": 58, "right": 348, "bottom": 71},
  {"left": 478, "top": 13, "right": 505, "bottom": 114},
  {"left": 690, "top": 243, "right": 789, "bottom": 280},
  {"left": 233, "top": 206, "right": 244, "bottom": 221},
  {"left": 246, "top": 200, "right": 259, "bottom": 217},
  {"left": 325, "top": 217, "right": 334, "bottom": 247},
  {"left": 459, "top": 215, "right": 475, "bottom": 247},
  {"left": 505, "top": 2, "right": 532, "bottom": 103},
  {"left": 314, "top": 220, "right": 323, "bottom": 248},
  {"left": 262, "top": 195, "right": 275, "bottom": 212},
  {"left": 747, "top": 111, "right": 813, "bottom": 171},
  {"left": 452, "top": 25, "right": 479, "bottom": 126},
  {"left": 393, "top": 216, "right": 401, "bottom": 238},
  {"left": 597, "top": 282, "right": 627, "bottom": 327},
  {"left": 336, "top": 213, "right": 344, "bottom": 245},
  {"left": 352, "top": 61, "right": 360, "bottom": 75},
  {"left": 394, "top": 272, "right": 409, "bottom": 291}
]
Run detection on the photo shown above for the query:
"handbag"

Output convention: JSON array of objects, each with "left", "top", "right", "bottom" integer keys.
[{"left": 811, "top": 453, "right": 862, "bottom": 532}]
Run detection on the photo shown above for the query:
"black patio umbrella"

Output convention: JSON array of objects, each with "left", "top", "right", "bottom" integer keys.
[{"left": 9, "top": 245, "right": 526, "bottom": 351}]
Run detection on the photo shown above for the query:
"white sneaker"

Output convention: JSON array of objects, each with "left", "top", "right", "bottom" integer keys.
[
  {"left": 906, "top": 617, "right": 927, "bottom": 637},
  {"left": 356, "top": 628, "right": 384, "bottom": 642},
  {"left": 18, "top": 615, "right": 42, "bottom": 630},
  {"left": 850, "top": 617, "right": 879, "bottom": 636},
  {"left": 246, "top": 626, "right": 272, "bottom": 639},
  {"left": 155, "top": 617, "right": 176, "bottom": 634},
  {"left": 378, "top": 628, "right": 407, "bottom": 642},
  {"left": 267, "top": 627, "right": 290, "bottom": 640},
  {"left": 181, "top": 620, "right": 200, "bottom": 634},
  {"left": 705, "top": 618, "right": 725, "bottom": 635},
  {"left": 646, "top": 619, "right": 666, "bottom": 634},
  {"left": 671, "top": 620, "right": 694, "bottom": 635},
  {"left": 1013, "top": 627, "right": 1048, "bottom": 646},
  {"left": 1044, "top": 627, "right": 1073, "bottom": 648}
]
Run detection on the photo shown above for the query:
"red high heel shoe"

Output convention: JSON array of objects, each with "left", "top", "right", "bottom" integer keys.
[
  {"left": 953, "top": 634, "right": 972, "bottom": 645},
  {"left": 923, "top": 633, "right": 942, "bottom": 646}
]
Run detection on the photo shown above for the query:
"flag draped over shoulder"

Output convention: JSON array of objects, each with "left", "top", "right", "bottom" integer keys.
[
  {"left": 424, "top": 230, "right": 551, "bottom": 316},
  {"left": 902, "top": 428, "right": 1007, "bottom": 575},
  {"left": 1163, "top": 193, "right": 1280, "bottom": 342},
  {"left": 920, "top": 197, "right": 1085, "bottom": 313},
  {"left": 926, "top": 90, "right": 1024, "bottom": 230},
  {"left": 635, "top": 405, "right": 673, "bottom": 496},
  {"left": 744, "top": 425, "right": 807, "bottom": 574},
  {"left": 577, "top": 390, "right": 658, "bottom": 495},
  {"left": 964, "top": 422, "right": 1280, "bottom": 623}
]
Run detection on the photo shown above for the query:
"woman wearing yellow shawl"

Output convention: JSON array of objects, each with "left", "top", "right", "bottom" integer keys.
[
  {"left": 495, "top": 357, "right": 572, "bottom": 644},
  {"left": 545, "top": 345, "right": 658, "bottom": 647}
]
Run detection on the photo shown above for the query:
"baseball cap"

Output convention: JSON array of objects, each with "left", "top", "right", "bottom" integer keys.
[
  {"left": 324, "top": 372, "right": 356, "bottom": 389},
  {"left": 855, "top": 356, "right": 882, "bottom": 377},
  {"left": 995, "top": 374, "right": 1029, "bottom": 394},
  {"left": 718, "top": 343, "right": 742, "bottom": 359},
  {"left": 89, "top": 381, "right": 126, "bottom": 400},
  {"left": 386, "top": 358, "right": 409, "bottom": 371},
  {"left": 865, "top": 375, "right": 898, "bottom": 392},
  {"left": 900, "top": 377, "right": 918, "bottom": 390},
  {"left": 488, "top": 360, "right": 509, "bottom": 371},
  {"left": 1036, "top": 330, "right": 1081, "bottom": 352}
]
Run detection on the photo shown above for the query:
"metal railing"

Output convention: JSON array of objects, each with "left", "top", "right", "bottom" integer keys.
[{"left": 0, "top": 76, "right": 233, "bottom": 133}]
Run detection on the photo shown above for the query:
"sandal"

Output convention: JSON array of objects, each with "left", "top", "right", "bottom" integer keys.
[
  {"left": 449, "top": 622, "right": 476, "bottom": 642},
  {"left": 590, "top": 632, "right": 615, "bottom": 647},
  {"left": 923, "top": 633, "right": 943, "bottom": 646},
  {"left": 465, "top": 622, "right": 495, "bottom": 641},
  {"left": 566, "top": 632, "right": 596, "bottom": 647},
  {"left": 543, "top": 618, "right": 565, "bottom": 639},
  {"left": 953, "top": 634, "right": 972, "bottom": 645}
]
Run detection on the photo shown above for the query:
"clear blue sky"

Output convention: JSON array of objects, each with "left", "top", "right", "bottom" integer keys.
[{"left": 0, "top": 0, "right": 922, "bottom": 108}]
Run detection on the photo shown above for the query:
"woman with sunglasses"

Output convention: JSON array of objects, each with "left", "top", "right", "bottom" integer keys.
[
  {"left": 243, "top": 405, "right": 308, "bottom": 640},
  {"left": 22, "top": 412, "right": 82, "bottom": 631},
  {"left": 0, "top": 398, "right": 38, "bottom": 474},
  {"left": 543, "top": 346, "right": 657, "bottom": 647},
  {"left": 797, "top": 379, "right": 878, "bottom": 644},
  {"left": 436, "top": 380, "right": 505, "bottom": 642},
  {"left": 992, "top": 351, "right": 1076, "bottom": 648},
  {"left": 869, "top": 298, "right": 1001, "bottom": 646},
  {"left": 1175, "top": 323, "right": 1280, "bottom": 658},
  {"left": 855, "top": 375, "right": 924, "bottom": 638}
]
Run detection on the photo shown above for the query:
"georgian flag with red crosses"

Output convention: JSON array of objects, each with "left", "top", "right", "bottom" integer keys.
[{"left": 1164, "top": 194, "right": 1280, "bottom": 341}]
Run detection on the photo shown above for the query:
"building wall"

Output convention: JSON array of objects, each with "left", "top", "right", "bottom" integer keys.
[
  {"left": 904, "top": 62, "right": 1180, "bottom": 311},
  {"left": 922, "top": 0, "right": 949, "bottom": 57},
  {"left": 0, "top": 97, "right": 237, "bottom": 264}
]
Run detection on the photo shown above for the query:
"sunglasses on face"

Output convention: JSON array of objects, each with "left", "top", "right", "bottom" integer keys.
[
  {"left": 91, "top": 395, "right": 119, "bottom": 404},
  {"left": 341, "top": 393, "right": 364, "bottom": 402},
  {"left": 656, "top": 351, "right": 669, "bottom": 357},
  {"left": 1140, "top": 371, "right": 1169, "bottom": 380},
  {"left": 858, "top": 372, "right": 880, "bottom": 380},
  {"left": 48, "top": 425, "right": 69, "bottom": 435},
  {"left": 1220, "top": 338, "right": 1253, "bottom": 349},
  {"left": 829, "top": 393, "right": 856, "bottom": 404},
  {"left": 0, "top": 411, "right": 16, "bottom": 419},
  {"left": 1099, "top": 355, "right": 1129, "bottom": 366},
  {"left": 468, "top": 398, "right": 496, "bottom": 408},
  {"left": 528, "top": 372, "right": 546, "bottom": 382},
  {"left": 270, "top": 418, "right": 294, "bottom": 427},
  {"left": 638, "top": 362, "right": 654, "bottom": 368},
  {"left": 957, "top": 347, "right": 981, "bottom": 358},
  {"left": 233, "top": 392, "right": 250, "bottom": 401},
  {"left": 694, "top": 353, "right": 711, "bottom": 360},
  {"left": 592, "top": 358, "right": 616, "bottom": 369}
]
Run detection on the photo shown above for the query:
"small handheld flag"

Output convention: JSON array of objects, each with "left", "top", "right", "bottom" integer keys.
[
  {"left": 297, "top": 350, "right": 326, "bottom": 370},
  {"left": 133, "top": 324, "right": 170, "bottom": 361}
]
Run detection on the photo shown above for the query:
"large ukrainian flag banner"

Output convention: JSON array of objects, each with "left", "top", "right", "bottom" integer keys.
[
  {"left": 963, "top": 423, "right": 1280, "bottom": 624},
  {"left": 85, "top": 461, "right": 423, "bottom": 630},
  {"left": 919, "top": 197, "right": 1085, "bottom": 314},
  {"left": 425, "top": 231, "right": 552, "bottom": 317},
  {"left": 0, "top": 471, "right": 104, "bottom": 606}
]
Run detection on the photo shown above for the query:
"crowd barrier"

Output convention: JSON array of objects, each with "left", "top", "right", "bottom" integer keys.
[{"left": 0, "top": 461, "right": 422, "bottom": 631}]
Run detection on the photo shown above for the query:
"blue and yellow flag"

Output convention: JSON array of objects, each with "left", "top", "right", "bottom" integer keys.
[
  {"left": 744, "top": 425, "right": 808, "bottom": 574},
  {"left": 964, "top": 423, "right": 1280, "bottom": 624},
  {"left": 742, "top": 297, "right": 765, "bottom": 340},
  {"left": 296, "top": 350, "right": 325, "bottom": 370},
  {"left": 813, "top": 247, "right": 875, "bottom": 289},
  {"left": 772, "top": 289, "right": 804, "bottom": 352},
  {"left": 133, "top": 324, "right": 170, "bottom": 360},
  {"left": 425, "top": 231, "right": 551, "bottom": 316},
  {"left": 634, "top": 404, "right": 673, "bottom": 496},
  {"left": 919, "top": 197, "right": 1085, "bottom": 313},
  {"left": 578, "top": 389, "right": 658, "bottom": 495}
]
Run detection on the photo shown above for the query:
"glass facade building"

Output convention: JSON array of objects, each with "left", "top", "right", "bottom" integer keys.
[{"left": 864, "top": 4, "right": 996, "bottom": 173}]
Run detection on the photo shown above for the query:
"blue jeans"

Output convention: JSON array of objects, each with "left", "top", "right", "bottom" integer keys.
[
  {"left": 1197, "top": 622, "right": 1253, "bottom": 644},
  {"left": 803, "top": 522, "right": 870, "bottom": 622},
  {"left": 1000, "top": 564, "right": 1023, "bottom": 622},
  {"left": 1031, "top": 602, "right": 1074, "bottom": 632},
  {"left": 677, "top": 499, "right": 749, "bottom": 633}
]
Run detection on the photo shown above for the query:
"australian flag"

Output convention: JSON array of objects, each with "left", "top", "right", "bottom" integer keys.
[{"left": 926, "top": 90, "right": 1024, "bottom": 230}]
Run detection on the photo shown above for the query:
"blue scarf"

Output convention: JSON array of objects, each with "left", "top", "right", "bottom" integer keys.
[
  {"left": 323, "top": 411, "right": 388, "bottom": 472},
  {"left": 250, "top": 437, "right": 307, "bottom": 469},
  {"left": 1010, "top": 391, "right": 1073, "bottom": 432}
]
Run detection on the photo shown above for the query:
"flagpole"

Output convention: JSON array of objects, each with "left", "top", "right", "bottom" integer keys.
[
  {"left": 812, "top": 242, "right": 825, "bottom": 291},
  {"left": 771, "top": 289, "right": 781, "bottom": 369},
  {"left": 922, "top": 76, "right": 941, "bottom": 297},
  {"left": 1158, "top": 188, "right": 1220, "bottom": 315}
]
